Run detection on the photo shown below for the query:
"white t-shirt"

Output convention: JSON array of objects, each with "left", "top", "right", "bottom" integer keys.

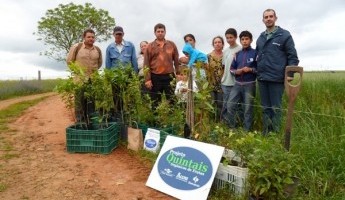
[
  {"left": 221, "top": 44, "right": 242, "bottom": 86},
  {"left": 174, "top": 80, "right": 198, "bottom": 102}
]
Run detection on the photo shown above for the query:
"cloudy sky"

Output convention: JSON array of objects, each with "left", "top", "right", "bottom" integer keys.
[{"left": 1, "top": 0, "right": 344, "bottom": 80}]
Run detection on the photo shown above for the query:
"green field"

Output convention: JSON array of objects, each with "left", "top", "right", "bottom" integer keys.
[
  {"left": 0, "top": 79, "right": 61, "bottom": 100},
  {"left": 287, "top": 72, "right": 345, "bottom": 199}
]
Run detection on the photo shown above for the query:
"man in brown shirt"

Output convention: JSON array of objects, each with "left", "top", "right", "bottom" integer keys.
[
  {"left": 66, "top": 29, "right": 102, "bottom": 122},
  {"left": 66, "top": 29, "right": 102, "bottom": 77},
  {"left": 144, "top": 23, "right": 179, "bottom": 105}
]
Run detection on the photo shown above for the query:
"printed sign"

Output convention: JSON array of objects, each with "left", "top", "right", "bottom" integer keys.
[{"left": 146, "top": 136, "right": 224, "bottom": 200}]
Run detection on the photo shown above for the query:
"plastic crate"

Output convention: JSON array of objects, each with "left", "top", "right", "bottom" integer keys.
[
  {"left": 213, "top": 164, "right": 248, "bottom": 195},
  {"left": 66, "top": 122, "right": 120, "bottom": 154}
]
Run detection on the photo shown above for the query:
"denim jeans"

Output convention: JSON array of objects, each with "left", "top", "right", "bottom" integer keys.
[
  {"left": 226, "top": 82, "right": 256, "bottom": 131},
  {"left": 258, "top": 81, "right": 285, "bottom": 134},
  {"left": 221, "top": 85, "right": 233, "bottom": 121}
]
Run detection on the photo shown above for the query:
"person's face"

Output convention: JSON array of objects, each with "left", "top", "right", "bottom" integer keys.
[
  {"left": 240, "top": 36, "right": 252, "bottom": 48},
  {"left": 140, "top": 42, "right": 148, "bottom": 53},
  {"left": 181, "top": 74, "right": 187, "bottom": 81},
  {"left": 185, "top": 36, "right": 195, "bottom": 48},
  {"left": 114, "top": 32, "right": 124, "bottom": 43},
  {"left": 225, "top": 34, "right": 237, "bottom": 46},
  {"left": 155, "top": 28, "right": 166, "bottom": 40},
  {"left": 213, "top": 38, "right": 224, "bottom": 51},
  {"left": 83, "top": 32, "right": 95, "bottom": 46},
  {"left": 263, "top": 10, "right": 277, "bottom": 29}
]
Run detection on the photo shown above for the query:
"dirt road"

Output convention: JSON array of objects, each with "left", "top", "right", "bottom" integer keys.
[{"left": 0, "top": 94, "right": 175, "bottom": 200}]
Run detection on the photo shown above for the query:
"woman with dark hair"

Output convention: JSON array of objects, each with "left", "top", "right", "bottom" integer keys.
[
  {"left": 207, "top": 36, "right": 225, "bottom": 121},
  {"left": 184, "top": 33, "right": 196, "bottom": 48}
]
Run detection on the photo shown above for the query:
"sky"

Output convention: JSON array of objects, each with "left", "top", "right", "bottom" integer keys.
[{"left": 0, "top": 0, "right": 344, "bottom": 80}]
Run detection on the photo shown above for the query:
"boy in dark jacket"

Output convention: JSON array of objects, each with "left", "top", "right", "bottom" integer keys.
[{"left": 226, "top": 30, "right": 257, "bottom": 131}]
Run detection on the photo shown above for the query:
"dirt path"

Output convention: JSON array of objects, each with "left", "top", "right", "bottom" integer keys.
[
  {"left": 0, "top": 92, "right": 55, "bottom": 110},
  {"left": 0, "top": 95, "right": 175, "bottom": 200}
]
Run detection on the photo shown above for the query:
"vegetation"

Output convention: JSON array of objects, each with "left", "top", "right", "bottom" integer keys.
[
  {"left": 1, "top": 71, "right": 343, "bottom": 199},
  {"left": 208, "top": 71, "right": 345, "bottom": 199},
  {"left": 0, "top": 79, "right": 60, "bottom": 100},
  {"left": 34, "top": 2, "right": 115, "bottom": 61}
]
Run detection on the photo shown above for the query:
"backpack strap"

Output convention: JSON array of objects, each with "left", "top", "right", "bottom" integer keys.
[
  {"left": 71, "top": 42, "right": 83, "bottom": 62},
  {"left": 71, "top": 43, "right": 102, "bottom": 66},
  {"left": 94, "top": 46, "right": 102, "bottom": 67}
]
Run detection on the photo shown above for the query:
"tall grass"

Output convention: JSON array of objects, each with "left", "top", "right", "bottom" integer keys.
[
  {"left": 289, "top": 72, "right": 345, "bottom": 199},
  {"left": 0, "top": 79, "right": 62, "bottom": 100}
]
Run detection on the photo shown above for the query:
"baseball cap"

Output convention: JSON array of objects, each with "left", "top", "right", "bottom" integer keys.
[{"left": 113, "top": 26, "right": 124, "bottom": 34}]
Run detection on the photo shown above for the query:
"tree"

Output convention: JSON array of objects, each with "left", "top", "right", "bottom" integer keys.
[{"left": 34, "top": 3, "right": 115, "bottom": 62}]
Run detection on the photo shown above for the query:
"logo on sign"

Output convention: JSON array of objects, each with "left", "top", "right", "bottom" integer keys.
[
  {"left": 145, "top": 139, "right": 157, "bottom": 148},
  {"left": 157, "top": 146, "right": 213, "bottom": 190}
]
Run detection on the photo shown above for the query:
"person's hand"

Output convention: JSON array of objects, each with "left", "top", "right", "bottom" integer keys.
[
  {"left": 286, "top": 76, "right": 294, "bottom": 82},
  {"left": 236, "top": 68, "right": 244, "bottom": 75},
  {"left": 242, "top": 66, "right": 252, "bottom": 73},
  {"left": 181, "top": 88, "right": 188, "bottom": 93},
  {"left": 145, "top": 80, "right": 153, "bottom": 90}
]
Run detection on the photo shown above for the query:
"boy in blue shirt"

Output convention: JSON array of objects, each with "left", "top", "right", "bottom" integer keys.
[{"left": 226, "top": 30, "right": 257, "bottom": 131}]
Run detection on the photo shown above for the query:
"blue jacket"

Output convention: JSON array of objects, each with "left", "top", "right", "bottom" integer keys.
[
  {"left": 105, "top": 40, "right": 138, "bottom": 72},
  {"left": 230, "top": 46, "right": 257, "bottom": 83},
  {"left": 182, "top": 43, "right": 208, "bottom": 67},
  {"left": 256, "top": 26, "right": 299, "bottom": 82}
]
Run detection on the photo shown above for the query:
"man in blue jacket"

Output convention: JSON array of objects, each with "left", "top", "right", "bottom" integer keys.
[
  {"left": 256, "top": 9, "right": 299, "bottom": 134},
  {"left": 105, "top": 26, "right": 138, "bottom": 72},
  {"left": 105, "top": 26, "right": 138, "bottom": 121}
]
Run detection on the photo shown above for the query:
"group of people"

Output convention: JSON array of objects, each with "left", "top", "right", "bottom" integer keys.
[{"left": 66, "top": 8, "right": 299, "bottom": 135}]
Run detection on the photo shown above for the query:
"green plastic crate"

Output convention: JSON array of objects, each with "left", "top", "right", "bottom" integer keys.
[{"left": 66, "top": 122, "right": 120, "bottom": 154}]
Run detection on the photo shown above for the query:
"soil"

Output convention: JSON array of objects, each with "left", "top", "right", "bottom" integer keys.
[{"left": 0, "top": 94, "right": 176, "bottom": 200}]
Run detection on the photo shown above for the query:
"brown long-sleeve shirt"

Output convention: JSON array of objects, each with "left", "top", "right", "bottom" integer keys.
[
  {"left": 144, "top": 39, "right": 179, "bottom": 81},
  {"left": 66, "top": 43, "right": 102, "bottom": 77}
]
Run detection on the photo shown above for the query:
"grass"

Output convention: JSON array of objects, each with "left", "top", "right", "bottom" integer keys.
[
  {"left": 288, "top": 72, "right": 345, "bottom": 199},
  {"left": 0, "top": 79, "right": 62, "bottom": 100}
]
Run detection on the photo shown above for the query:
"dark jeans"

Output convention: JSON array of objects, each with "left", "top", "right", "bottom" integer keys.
[
  {"left": 75, "top": 82, "right": 95, "bottom": 123},
  {"left": 149, "top": 73, "right": 174, "bottom": 108},
  {"left": 227, "top": 82, "right": 256, "bottom": 131},
  {"left": 258, "top": 80, "right": 285, "bottom": 134}
]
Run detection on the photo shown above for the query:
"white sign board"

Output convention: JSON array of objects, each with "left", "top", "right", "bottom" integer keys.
[{"left": 146, "top": 136, "right": 224, "bottom": 200}]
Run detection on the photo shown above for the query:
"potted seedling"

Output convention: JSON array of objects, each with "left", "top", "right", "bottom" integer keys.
[{"left": 56, "top": 64, "right": 120, "bottom": 154}]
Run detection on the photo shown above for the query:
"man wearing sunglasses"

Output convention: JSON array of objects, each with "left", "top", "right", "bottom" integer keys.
[{"left": 105, "top": 26, "right": 138, "bottom": 72}]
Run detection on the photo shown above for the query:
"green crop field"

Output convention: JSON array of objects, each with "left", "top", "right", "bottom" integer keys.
[{"left": 0, "top": 79, "right": 62, "bottom": 100}]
